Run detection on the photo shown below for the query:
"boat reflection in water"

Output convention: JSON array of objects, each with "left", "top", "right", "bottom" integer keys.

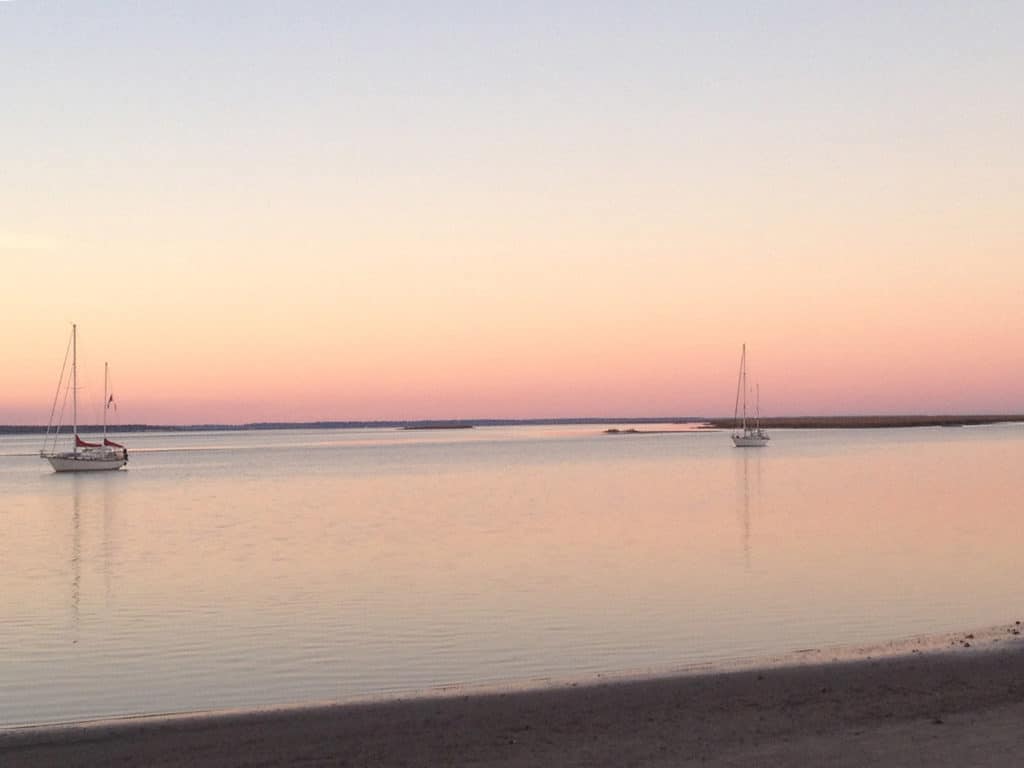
[
  {"left": 63, "top": 473, "right": 121, "bottom": 639},
  {"left": 734, "top": 451, "right": 764, "bottom": 571}
]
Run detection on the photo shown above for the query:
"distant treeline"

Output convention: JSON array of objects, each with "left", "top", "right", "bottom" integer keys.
[
  {"left": 4, "top": 415, "right": 1022, "bottom": 436},
  {"left": 705, "top": 415, "right": 1024, "bottom": 429},
  {"left": 0, "top": 417, "right": 705, "bottom": 436}
]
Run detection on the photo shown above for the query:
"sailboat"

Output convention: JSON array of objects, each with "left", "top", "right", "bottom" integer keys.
[
  {"left": 731, "top": 343, "right": 769, "bottom": 448},
  {"left": 41, "top": 324, "right": 128, "bottom": 472}
]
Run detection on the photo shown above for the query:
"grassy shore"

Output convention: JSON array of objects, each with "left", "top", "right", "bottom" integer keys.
[{"left": 4, "top": 628, "right": 1022, "bottom": 767}]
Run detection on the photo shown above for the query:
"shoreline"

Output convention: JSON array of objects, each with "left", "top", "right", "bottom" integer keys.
[
  {"left": 3, "top": 415, "right": 1022, "bottom": 435},
  {"left": 5, "top": 626, "right": 1023, "bottom": 767},
  {"left": 605, "top": 416, "right": 1024, "bottom": 435},
  {"left": 704, "top": 414, "right": 1024, "bottom": 429}
]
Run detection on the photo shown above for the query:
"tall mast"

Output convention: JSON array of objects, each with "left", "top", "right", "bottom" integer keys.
[
  {"left": 741, "top": 343, "right": 748, "bottom": 432},
  {"left": 103, "top": 362, "right": 108, "bottom": 441},
  {"left": 732, "top": 345, "right": 743, "bottom": 430},
  {"left": 72, "top": 323, "right": 78, "bottom": 455},
  {"left": 755, "top": 382, "right": 760, "bottom": 432}
]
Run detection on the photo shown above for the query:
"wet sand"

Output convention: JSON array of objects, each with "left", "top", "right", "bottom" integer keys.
[{"left": 4, "top": 628, "right": 1023, "bottom": 767}]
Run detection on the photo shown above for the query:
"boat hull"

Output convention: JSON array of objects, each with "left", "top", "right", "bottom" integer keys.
[
  {"left": 45, "top": 454, "right": 126, "bottom": 472},
  {"left": 732, "top": 434, "right": 769, "bottom": 448}
]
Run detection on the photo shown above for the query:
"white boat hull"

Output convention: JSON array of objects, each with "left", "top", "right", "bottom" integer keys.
[
  {"left": 45, "top": 453, "right": 126, "bottom": 472},
  {"left": 732, "top": 433, "right": 770, "bottom": 448}
]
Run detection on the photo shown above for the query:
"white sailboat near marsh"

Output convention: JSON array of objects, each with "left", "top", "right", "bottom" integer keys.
[
  {"left": 41, "top": 324, "right": 128, "bottom": 472},
  {"left": 731, "top": 343, "right": 769, "bottom": 448}
]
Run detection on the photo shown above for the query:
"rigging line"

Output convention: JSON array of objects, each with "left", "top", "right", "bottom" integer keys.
[
  {"left": 732, "top": 344, "right": 744, "bottom": 430},
  {"left": 45, "top": 328, "right": 73, "bottom": 446},
  {"left": 48, "top": 373, "right": 73, "bottom": 454}
]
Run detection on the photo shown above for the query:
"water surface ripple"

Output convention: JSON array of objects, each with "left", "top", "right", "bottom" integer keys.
[{"left": 1, "top": 424, "right": 1022, "bottom": 726}]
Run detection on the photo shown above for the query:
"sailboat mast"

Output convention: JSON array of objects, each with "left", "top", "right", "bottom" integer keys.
[
  {"left": 72, "top": 323, "right": 78, "bottom": 455},
  {"left": 103, "top": 362, "right": 108, "bottom": 441},
  {"left": 741, "top": 343, "right": 748, "bottom": 432},
  {"left": 755, "top": 382, "right": 761, "bottom": 431},
  {"left": 732, "top": 346, "right": 743, "bottom": 430}
]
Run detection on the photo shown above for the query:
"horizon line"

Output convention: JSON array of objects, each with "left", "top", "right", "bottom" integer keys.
[{"left": 5, "top": 413, "right": 1024, "bottom": 435}]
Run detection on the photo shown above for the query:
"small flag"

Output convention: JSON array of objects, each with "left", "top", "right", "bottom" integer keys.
[{"left": 107, "top": 394, "right": 116, "bottom": 411}]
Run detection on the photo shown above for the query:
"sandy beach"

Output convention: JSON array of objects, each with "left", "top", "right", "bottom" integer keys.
[{"left": 4, "top": 627, "right": 1023, "bottom": 767}]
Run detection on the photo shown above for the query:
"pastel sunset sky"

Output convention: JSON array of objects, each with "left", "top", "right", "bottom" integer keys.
[{"left": 2, "top": 2, "right": 1021, "bottom": 424}]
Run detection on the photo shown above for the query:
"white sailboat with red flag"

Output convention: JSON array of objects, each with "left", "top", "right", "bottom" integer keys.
[{"left": 41, "top": 324, "right": 128, "bottom": 472}]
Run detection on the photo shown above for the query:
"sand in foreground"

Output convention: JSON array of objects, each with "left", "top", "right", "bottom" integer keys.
[{"left": 3, "top": 637, "right": 1024, "bottom": 767}]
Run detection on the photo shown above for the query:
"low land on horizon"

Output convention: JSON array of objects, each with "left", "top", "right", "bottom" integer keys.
[
  {"left": 3, "top": 414, "right": 1023, "bottom": 435},
  {"left": 703, "top": 414, "right": 1024, "bottom": 429}
]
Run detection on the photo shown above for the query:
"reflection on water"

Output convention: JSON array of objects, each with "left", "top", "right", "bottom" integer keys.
[
  {"left": 0, "top": 424, "right": 1022, "bottom": 726},
  {"left": 65, "top": 475, "right": 119, "bottom": 637},
  {"left": 735, "top": 452, "right": 761, "bottom": 571},
  {"left": 70, "top": 481, "right": 80, "bottom": 634}
]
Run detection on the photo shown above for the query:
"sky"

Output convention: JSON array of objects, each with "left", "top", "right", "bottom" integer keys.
[{"left": 2, "top": 1, "right": 1021, "bottom": 424}]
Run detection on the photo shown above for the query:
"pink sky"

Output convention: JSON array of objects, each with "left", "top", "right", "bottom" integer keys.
[{"left": 2, "top": 4, "right": 1022, "bottom": 425}]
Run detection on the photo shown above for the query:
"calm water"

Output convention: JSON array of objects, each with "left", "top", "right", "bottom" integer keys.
[{"left": 1, "top": 424, "right": 1022, "bottom": 726}]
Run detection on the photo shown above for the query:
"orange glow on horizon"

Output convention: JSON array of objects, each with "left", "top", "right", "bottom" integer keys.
[{"left": 2, "top": 5, "right": 1022, "bottom": 425}]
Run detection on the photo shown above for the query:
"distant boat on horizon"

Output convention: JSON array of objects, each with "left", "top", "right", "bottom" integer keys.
[
  {"left": 731, "top": 343, "right": 769, "bottom": 448},
  {"left": 40, "top": 324, "right": 128, "bottom": 472}
]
